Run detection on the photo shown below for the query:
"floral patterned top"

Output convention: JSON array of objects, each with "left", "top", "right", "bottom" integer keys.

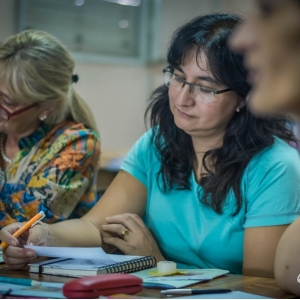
[{"left": 0, "top": 120, "right": 100, "bottom": 228}]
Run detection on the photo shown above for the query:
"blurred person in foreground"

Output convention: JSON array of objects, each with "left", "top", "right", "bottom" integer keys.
[
  {"left": 0, "top": 30, "right": 100, "bottom": 227},
  {"left": 230, "top": 0, "right": 300, "bottom": 294},
  {"left": 1, "top": 14, "right": 300, "bottom": 278}
]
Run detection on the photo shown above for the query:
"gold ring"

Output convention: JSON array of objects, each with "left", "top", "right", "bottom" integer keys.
[{"left": 121, "top": 228, "right": 129, "bottom": 237}]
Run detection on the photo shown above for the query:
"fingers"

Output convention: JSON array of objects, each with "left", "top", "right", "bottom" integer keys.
[
  {"left": 2, "top": 246, "right": 37, "bottom": 270},
  {"left": 103, "top": 214, "right": 147, "bottom": 242},
  {"left": 105, "top": 213, "right": 145, "bottom": 231},
  {"left": 0, "top": 222, "right": 49, "bottom": 270},
  {"left": 0, "top": 223, "right": 25, "bottom": 248},
  {"left": 102, "top": 223, "right": 131, "bottom": 238},
  {"left": 0, "top": 222, "right": 48, "bottom": 248},
  {"left": 103, "top": 213, "right": 144, "bottom": 243},
  {"left": 102, "top": 213, "right": 158, "bottom": 257},
  {"left": 27, "top": 223, "right": 49, "bottom": 246},
  {"left": 102, "top": 214, "right": 140, "bottom": 254},
  {"left": 102, "top": 236, "right": 132, "bottom": 253}
]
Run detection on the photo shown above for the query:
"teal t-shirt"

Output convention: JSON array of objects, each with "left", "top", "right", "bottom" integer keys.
[{"left": 121, "top": 129, "right": 300, "bottom": 274}]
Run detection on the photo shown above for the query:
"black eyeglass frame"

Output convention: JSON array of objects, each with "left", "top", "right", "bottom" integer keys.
[{"left": 163, "top": 66, "right": 232, "bottom": 96}]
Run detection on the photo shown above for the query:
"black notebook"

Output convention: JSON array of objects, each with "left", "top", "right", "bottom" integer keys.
[{"left": 29, "top": 256, "right": 156, "bottom": 277}]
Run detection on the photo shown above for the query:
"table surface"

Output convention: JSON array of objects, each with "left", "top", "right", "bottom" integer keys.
[{"left": 0, "top": 265, "right": 296, "bottom": 299}]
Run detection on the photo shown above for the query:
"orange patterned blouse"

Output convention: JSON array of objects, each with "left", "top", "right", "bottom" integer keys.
[{"left": 0, "top": 120, "right": 100, "bottom": 228}]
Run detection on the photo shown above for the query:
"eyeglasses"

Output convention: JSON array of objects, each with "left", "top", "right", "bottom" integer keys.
[
  {"left": 163, "top": 66, "right": 232, "bottom": 103},
  {"left": 0, "top": 102, "right": 38, "bottom": 121}
]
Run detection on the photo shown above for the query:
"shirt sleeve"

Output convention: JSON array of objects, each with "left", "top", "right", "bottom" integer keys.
[
  {"left": 120, "top": 130, "right": 154, "bottom": 187},
  {"left": 243, "top": 142, "right": 300, "bottom": 228},
  {"left": 24, "top": 129, "right": 100, "bottom": 223}
]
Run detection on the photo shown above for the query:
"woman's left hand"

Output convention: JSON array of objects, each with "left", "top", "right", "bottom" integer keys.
[{"left": 101, "top": 213, "right": 165, "bottom": 262}]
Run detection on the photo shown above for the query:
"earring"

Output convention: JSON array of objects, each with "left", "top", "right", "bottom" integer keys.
[
  {"left": 236, "top": 108, "right": 240, "bottom": 113},
  {"left": 40, "top": 115, "right": 47, "bottom": 121}
]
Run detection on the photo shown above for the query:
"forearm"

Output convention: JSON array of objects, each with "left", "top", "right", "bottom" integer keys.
[
  {"left": 42, "top": 171, "right": 148, "bottom": 250},
  {"left": 45, "top": 218, "right": 102, "bottom": 247},
  {"left": 243, "top": 225, "right": 288, "bottom": 278},
  {"left": 274, "top": 218, "right": 300, "bottom": 295}
]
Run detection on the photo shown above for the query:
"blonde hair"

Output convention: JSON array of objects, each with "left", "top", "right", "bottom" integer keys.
[{"left": 0, "top": 30, "right": 99, "bottom": 134}]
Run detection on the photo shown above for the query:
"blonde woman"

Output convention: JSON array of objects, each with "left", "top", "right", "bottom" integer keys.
[{"left": 0, "top": 30, "right": 100, "bottom": 228}]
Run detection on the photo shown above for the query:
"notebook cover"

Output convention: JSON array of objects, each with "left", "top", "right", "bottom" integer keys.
[{"left": 29, "top": 256, "right": 156, "bottom": 277}]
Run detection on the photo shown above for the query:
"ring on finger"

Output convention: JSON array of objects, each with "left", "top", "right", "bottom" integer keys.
[{"left": 121, "top": 228, "right": 129, "bottom": 238}]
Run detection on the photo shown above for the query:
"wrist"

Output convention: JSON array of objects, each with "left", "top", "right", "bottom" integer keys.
[{"left": 41, "top": 223, "right": 52, "bottom": 246}]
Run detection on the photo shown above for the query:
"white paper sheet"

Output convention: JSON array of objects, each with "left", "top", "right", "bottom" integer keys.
[
  {"left": 24, "top": 245, "right": 141, "bottom": 264},
  {"left": 24, "top": 246, "right": 116, "bottom": 262}
]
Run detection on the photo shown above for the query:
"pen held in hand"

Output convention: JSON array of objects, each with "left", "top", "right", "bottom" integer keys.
[
  {"left": 160, "top": 288, "right": 232, "bottom": 295},
  {"left": 0, "top": 211, "right": 45, "bottom": 250}
]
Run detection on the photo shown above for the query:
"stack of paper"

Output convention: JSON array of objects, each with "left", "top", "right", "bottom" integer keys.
[
  {"left": 179, "top": 291, "right": 270, "bottom": 299},
  {"left": 0, "top": 281, "right": 65, "bottom": 298},
  {"left": 25, "top": 246, "right": 156, "bottom": 277},
  {"left": 133, "top": 268, "right": 229, "bottom": 289}
]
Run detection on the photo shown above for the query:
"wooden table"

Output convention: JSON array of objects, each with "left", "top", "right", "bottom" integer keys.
[{"left": 0, "top": 266, "right": 296, "bottom": 299}]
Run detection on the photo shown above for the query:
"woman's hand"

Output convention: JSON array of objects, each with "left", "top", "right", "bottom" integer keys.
[
  {"left": 101, "top": 213, "right": 165, "bottom": 262},
  {"left": 0, "top": 222, "right": 48, "bottom": 269}
]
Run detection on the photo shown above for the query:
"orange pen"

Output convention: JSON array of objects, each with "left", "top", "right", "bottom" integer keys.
[{"left": 0, "top": 211, "right": 45, "bottom": 250}]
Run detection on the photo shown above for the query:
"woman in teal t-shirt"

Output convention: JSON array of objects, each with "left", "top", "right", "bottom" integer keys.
[{"left": 1, "top": 13, "right": 300, "bottom": 278}]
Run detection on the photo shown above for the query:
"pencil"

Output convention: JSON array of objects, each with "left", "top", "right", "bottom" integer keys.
[
  {"left": 161, "top": 288, "right": 232, "bottom": 295},
  {"left": 0, "top": 211, "right": 45, "bottom": 250}
]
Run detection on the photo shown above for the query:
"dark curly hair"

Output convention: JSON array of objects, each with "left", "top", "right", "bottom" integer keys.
[{"left": 145, "top": 13, "right": 296, "bottom": 216}]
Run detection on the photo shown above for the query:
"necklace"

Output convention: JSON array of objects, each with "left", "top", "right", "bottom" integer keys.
[{"left": 0, "top": 134, "right": 12, "bottom": 164}]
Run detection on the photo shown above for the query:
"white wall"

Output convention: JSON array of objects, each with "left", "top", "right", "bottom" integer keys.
[
  {"left": 74, "top": 63, "right": 149, "bottom": 153},
  {"left": 0, "top": 0, "right": 251, "bottom": 155},
  {"left": 158, "top": 0, "right": 219, "bottom": 61},
  {"left": 221, "top": 0, "right": 252, "bottom": 14},
  {"left": 0, "top": 0, "right": 16, "bottom": 43}
]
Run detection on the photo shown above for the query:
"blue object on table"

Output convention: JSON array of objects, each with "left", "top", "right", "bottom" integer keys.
[
  {"left": 0, "top": 276, "right": 40, "bottom": 286},
  {"left": 142, "top": 282, "right": 174, "bottom": 289}
]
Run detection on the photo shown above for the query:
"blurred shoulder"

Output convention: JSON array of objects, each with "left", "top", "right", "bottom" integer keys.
[{"left": 249, "top": 137, "right": 300, "bottom": 171}]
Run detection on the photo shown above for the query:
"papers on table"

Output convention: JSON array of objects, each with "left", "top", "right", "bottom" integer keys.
[
  {"left": 0, "top": 281, "right": 65, "bottom": 298},
  {"left": 178, "top": 291, "right": 270, "bottom": 299},
  {"left": 24, "top": 245, "right": 139, "bottom": 263},
  {"left": 133, "top": 268, "right": 229, "bottom": 289},
  {"left": 25, "top": 246, "right": 154, "bottom": 277}
]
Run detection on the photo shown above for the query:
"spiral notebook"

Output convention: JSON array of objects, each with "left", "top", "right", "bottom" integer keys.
[{"left": 27, "top": 246, "right": 156, "bottom": 277}]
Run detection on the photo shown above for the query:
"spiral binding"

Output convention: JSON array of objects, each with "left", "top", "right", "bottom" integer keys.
[{"left": 99, "top": 256, "right": 156, "bottom": 274}]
